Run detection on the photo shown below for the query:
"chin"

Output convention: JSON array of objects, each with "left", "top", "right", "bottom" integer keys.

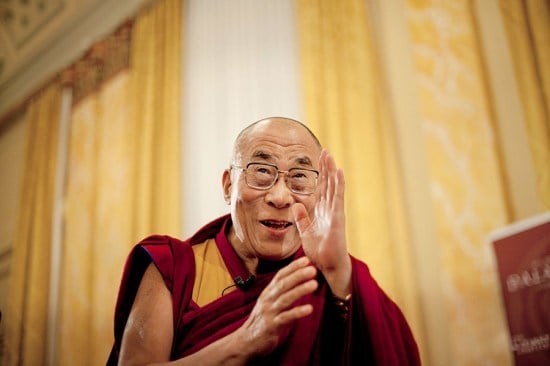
[{"left": 258, "top": 243, "right": 300, "bottom": 261}]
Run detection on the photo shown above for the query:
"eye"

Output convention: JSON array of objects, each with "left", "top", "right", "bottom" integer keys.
[
  {"left": 254, "top": 166, "right": 273, "bottom": 175},
  {"left": 248, "top": 163, "right": 277, "bottom": 177},
  {"left": 289, "top": 170, "right": 308, "bottom": 179}
]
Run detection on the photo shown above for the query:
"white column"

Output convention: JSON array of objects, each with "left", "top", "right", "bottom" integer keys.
[{"left": 47, "top": 86, "right": 72, "bottom": 366}]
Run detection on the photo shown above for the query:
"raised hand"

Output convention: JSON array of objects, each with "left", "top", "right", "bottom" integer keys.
[{"left": 291, "top": 149, "right": 351, "bottom": 298}]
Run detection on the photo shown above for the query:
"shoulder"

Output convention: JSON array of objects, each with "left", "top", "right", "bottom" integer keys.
[
  {"left": 133, "top": 234, "right": 194, "bottom": 291},
  {"left": 137, "top": 234, "right": 189, "bottom": 263}
]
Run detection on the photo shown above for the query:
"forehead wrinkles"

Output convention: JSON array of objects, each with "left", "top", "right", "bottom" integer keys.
[
  {"left": 233, "top": 123, "right": 320, "bottom": 165},
  {"left": 237, "top": 139, "right": 317, "bottom": 167}
]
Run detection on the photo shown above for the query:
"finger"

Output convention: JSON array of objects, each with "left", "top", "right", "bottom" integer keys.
[
  {"left": 272, "top": 278, "right": 318, "bottom": 311},
  {"left": 332, "top": 168, "right": 345, "bottom": 212},
  {"left": 317, "top": 150, "right": 328, "bottom": 198},
  {"left": 267, "top": 258, "right": 316, "bottom": 294},
  {"left": 273, "top": 256, "right": 310, "bottom": 279},
  {"left": 325, "top": 152, "right": 337, "bottom": 206},
  {"left": 291, "top": 203, "right": 310, "bottom": 235},
  {"left": 273, "top": 265, "right": 317, "bottom": 293},
  {"left": 274, "top": 304, "right": 314, "bottom": 325},
  {"left": 261, "top": 264, "right": 316, "bottom": 306}
]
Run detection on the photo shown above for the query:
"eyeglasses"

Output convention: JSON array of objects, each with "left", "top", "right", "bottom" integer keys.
[{"left": 231, "top": 162, "right": 319, "bottom": 195}]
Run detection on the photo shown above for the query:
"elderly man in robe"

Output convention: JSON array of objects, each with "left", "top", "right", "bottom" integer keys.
[{"left": 107, "top": 117, "right": 420, "bottom": 365}]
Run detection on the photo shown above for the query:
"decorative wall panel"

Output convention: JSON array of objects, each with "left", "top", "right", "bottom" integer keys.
[{"left": 0, "top": 0, "right": 64, "bottom": 48}]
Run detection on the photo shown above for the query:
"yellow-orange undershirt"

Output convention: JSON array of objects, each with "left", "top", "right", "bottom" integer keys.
[{"left": 191, "top": 238, "right": 235, "bottom": 306}]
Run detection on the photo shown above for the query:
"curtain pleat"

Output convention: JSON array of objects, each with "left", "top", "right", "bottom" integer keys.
[
  {"left": 3, "top": 84, "right": 62, "bottom": 366},
  {"left": 57, "top": 0, "right": 182, "bottom": 364},
  {"left": 130, "top": 0, "right": 182, "bottom": 239},
  {"left": 295, "top": 0, "right": 423, "bottom": 352},
  {"left": 59, "top": 74, "right": 134, "bottom": 365},
  {"left": 499, "top": 0, "right": 550, "bottom": 210}
]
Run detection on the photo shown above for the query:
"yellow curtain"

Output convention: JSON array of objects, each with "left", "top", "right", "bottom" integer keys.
[
  {"left": 295, "top": 0, "right": 424, "bottom": 356},
  {"left": 59, "top": 72, "right": 135, "bottom": 365},
  {"left": 57, "top": 0, "right": 182, "bottom": 364},
  {"left": 130, "top": 0, "right": 183, "bottom": 239},
  {"left": 3, "top": 83, "right": 62, "bottom": 366},
  {"left": 499, "top": 0, "right": 550, "bottom": 210},
  {"left": 403, "top": 1, "right": 520, "bottom": 365}
]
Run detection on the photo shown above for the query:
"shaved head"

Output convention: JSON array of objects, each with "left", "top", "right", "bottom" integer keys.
[{"left": 231, "top": 117, "right": 322, "bottom": 164}]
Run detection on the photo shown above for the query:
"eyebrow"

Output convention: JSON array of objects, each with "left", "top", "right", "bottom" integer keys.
[
  {"left": 294, "top": 156, "right": 313, "bottom": 167},
  {"left": 250, "top": 150, "right": 314, "bottom": 167},
  {"left": 251, "top": 151, "right": 273, "bottom": 161}
]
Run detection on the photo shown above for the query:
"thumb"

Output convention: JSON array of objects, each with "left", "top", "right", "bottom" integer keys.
[{"left": 291, "top": 203, "right": 311, "bottom": 235}]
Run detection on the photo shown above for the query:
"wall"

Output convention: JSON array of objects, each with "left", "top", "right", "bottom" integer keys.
[{"left": 181, "top": 0, "right": 304, "bottom": 235}]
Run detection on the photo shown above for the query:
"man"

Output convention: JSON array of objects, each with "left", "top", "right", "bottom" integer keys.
[{"left": 108, "top": 117, "right": 421, "bottom": 365}]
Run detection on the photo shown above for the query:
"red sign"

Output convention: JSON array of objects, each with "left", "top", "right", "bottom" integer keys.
[{"left": 491, "top": 212, "right": 550, "bottom": 366}]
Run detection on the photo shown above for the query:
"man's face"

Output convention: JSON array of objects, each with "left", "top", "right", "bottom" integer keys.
[{"left": 223, "top": 119, "right": 322, "bottom": 261}]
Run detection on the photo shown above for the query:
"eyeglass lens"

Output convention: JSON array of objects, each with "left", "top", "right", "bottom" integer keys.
[{"left": 245, "top": 163, "right": 317, "bottom": 194}]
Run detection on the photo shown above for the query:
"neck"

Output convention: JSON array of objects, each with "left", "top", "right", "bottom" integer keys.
[
  {"left": 227, "top": 226, "right": 260, "bottom": 275},
  {"left": 226, "top": 226, "right": 295, "bottom": 276}
]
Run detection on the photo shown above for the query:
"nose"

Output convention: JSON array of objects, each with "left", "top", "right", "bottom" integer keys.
[{"left": 265, "top": 175, "right": 293, "bottom": 208}]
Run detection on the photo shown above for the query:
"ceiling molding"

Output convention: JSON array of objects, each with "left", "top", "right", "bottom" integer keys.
[{"left": 0, "top": 0, "right": 151, "bottom": 117}]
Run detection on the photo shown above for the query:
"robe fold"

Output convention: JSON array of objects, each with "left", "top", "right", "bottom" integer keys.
[{"left": 107, "top": 215, "right": 420, "bottom": 365}]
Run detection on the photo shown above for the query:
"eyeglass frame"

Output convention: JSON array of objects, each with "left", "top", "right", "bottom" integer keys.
[{"left": 230, "top": 162, "right": 320, "bottom": 195}]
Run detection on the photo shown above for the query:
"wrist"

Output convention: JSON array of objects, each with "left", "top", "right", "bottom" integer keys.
[
  {"left": 322, "top": 256, "right": 352, "bottom": 299},
  {"left": 225, "top": 328, "right": 253, "bottom": 364},
  {"left": 331, "top": 293, "right": 352, "bottom": 320}
]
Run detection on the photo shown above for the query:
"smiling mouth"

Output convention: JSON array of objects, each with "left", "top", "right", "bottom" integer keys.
[{"left": 260, "top": 220, "right": 292, "bottom": 230}]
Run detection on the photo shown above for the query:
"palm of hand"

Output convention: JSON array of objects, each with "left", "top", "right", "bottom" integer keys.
[{"left": 292, "top": 150, "right": 347, "bottom": 272}]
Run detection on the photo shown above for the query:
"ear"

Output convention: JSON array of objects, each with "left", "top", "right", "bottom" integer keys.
[{"left": 222, "top": 169, "right": 232, "bottom": 204}]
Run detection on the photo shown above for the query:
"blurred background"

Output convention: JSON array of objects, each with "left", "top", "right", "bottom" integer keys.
[{"left": 0, "top": 0, "right": 548, "bottom": 365}]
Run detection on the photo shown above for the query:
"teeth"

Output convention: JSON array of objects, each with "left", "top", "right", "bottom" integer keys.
[{"left": 262, "top": 220, "right": 291, "bottom": 229}]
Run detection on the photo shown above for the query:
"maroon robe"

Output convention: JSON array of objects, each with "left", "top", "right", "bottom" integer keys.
[{"left": 107, "top": 215, "right": 421, "bottom": 365}]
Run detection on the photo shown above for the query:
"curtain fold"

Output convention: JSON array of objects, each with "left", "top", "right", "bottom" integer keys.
[
  {"left": 59, "top": 72, "right": 134, "bottom": 365},
  {"left": 57, "top": 0, "right": 182, "bottom": 364},
  {"left": 130, "top": 0, "right": 182, "bottom": 239},
  {"left": 499, "top": 0, "right": 550, "bottom": 210},
  {"left": 295, "top": 0, "right": 423, "bottom": 353},
  {"left": 402, "top": 1, "right": 525, "bottom": 365},
  {"left": 3, "top": 83, "right": 62, "bottom": 366}
]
